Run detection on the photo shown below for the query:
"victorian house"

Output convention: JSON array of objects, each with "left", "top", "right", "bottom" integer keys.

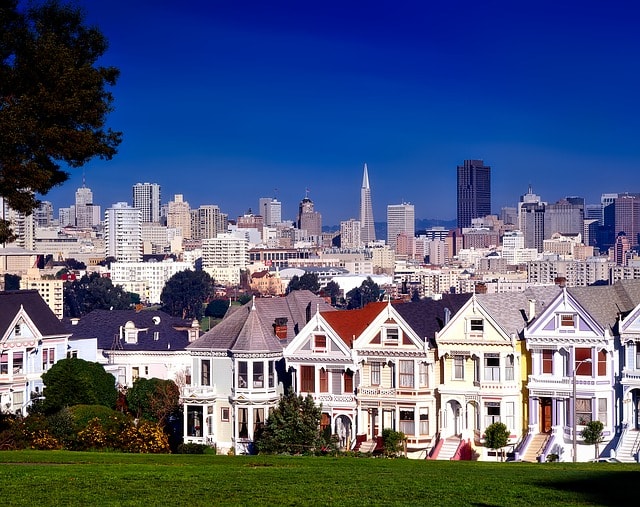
[
  {"left": 0, "top": 290, "right": 72, "bottom": 414},
  {"left": 182, "top": 291, "right": 334, "bottom": 454},
  {"left": 523, "top": 281, "right": 640, "bottom": 462},
  {"left": 434, "top": 287, "right": 560, "bottom": 460}
]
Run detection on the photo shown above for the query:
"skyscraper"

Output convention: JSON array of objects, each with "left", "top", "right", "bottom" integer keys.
[
  {"left": 75, "top": 184, "right": 100, "bottom": 228},
  {"left": 615, "top": 193, "right": 640, "bottom": 247},
  {"left": 298, "top": 192, "right": 322, "bottom": 239},
  {"left": 132, "top": 182, "right": 161, "bottom": 223},
  {"left": 360, "top": 163, "right": 375, "bottom": 244},
  {"left": 457, "top": 159, "right": 491, "bottom": 229},
  {"left": 259, "top": 197, "right": 282, "bottom": 226},
  {"left": 387, "top": 202, "right": 415, "bottom": 251},
  {"left": 167, "top": 194, "right": 192, "bottom": 239},
  {"left": 105, "top": 202, "right": 142, "bottom": 262}
]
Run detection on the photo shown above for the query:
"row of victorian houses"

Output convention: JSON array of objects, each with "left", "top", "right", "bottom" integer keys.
[{"left": 3, "top": 281, "right": 640, "bottom": 462}]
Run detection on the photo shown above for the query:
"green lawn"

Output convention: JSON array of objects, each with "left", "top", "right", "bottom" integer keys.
[{"left": 0, "top": 451, "right": 637, "bottom": 506}]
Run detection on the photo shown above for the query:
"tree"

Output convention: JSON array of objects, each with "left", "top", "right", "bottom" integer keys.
[
  {"left": 126, "top": 378, "right": 180, "bottom": 425},
  {"left": 411, "top": 289, "right": 421, "bottom": 302},
  {"left": 4, "top": 273, "right": 20, "bottom": 290},
  {"left": 41, "top": 358, "right": 117, "bottom": 414},
  {"left": 484, "top": 422, "right": 510, "bottom": 461},
  {"left": 63, "top": 272, "right": 133, "bottom": 318},
  {"left": 346, "top": 276, "right": 381, "bottom": 309},
  {"left": 324, "top": 280, "right": 341, "bottom": 305},
  {"left": 205, "top": 299, "right": 230, "bottom": 319},
  {"left": 382, "top": 428, "right": 406, "bottom": 457},
  {"left": 161, "top": 270, "right": 213, "bottom": 320},
  {"left": 254, "top": 391, "right": 322, "bottom": 455},
  {"left": 286, "top": 273, "right": 320, "bottom": 294},
  {"left": 581, "top": 420, "right": 604, "bottom": 460},
  {"left": 0, "top": 0, "right": 121, "bottom": 244}
]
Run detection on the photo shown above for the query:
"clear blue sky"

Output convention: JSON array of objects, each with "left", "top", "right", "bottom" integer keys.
[{"left": 41, "top": 0, "right": 640, "bottom": 226}]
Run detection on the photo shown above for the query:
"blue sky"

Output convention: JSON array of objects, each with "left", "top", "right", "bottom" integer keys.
[{"left": 41, "top": 1, "right": 640, "bottom": 226}]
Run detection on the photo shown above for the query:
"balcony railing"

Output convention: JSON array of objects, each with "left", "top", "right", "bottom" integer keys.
[
  {"left": 312, "top": 393, "right": 356, "bottom": 404},
  {"left": 358, "top": 386, "right": 397, "bottom": 397}
]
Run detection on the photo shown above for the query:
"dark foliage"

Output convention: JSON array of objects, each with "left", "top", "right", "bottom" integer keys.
[
  {"left": 63, "top": 272, "right": 133, "bottom": 318},
  {"left": 346, "top": 277, "right": 381, "bottom": 309},
  {"left": 161, "top": 270, "right": 213, "bottom": 320}
]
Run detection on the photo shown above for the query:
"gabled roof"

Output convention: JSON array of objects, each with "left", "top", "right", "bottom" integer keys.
[
  {"left": 568, "top": 280, "right": 640, "bottom": 332},
  {"left": 321, "top": 302, "right": 388, "bottom": 347},
  {"left": 64, "top": 309, "right": 195, "bottom": 351},
  {"left": 0, "top": 290, "right": 67, "bottom": 337},
  {"left": 188, "top": 290, "right": 336, "bottom": 353},
  {"left": 477, "top": 286, "right": 561, "bottom": 337},
  {"left": 395, "top": 293, "right": 472, "bottom": 346}
]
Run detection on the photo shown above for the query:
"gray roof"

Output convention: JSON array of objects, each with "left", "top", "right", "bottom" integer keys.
[
  {"left": 568, "top": 280, "right": 640, "bottom": 331},
  {"left": 188, "top": 290, "right": 336, "bottom": 353},
  {"left": 476, "top": 285, "right": 561, "bottom": 338},
  {"left": 64, "top": 309, "right": 195, "bottom": 351},
  {"left": 0, "top": 290, "right": 68, "bottom": 337}
]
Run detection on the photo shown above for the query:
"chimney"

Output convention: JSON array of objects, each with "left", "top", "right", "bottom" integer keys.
[
  {"left": 554, "top": 276, "right": 566, "bottom": 288},
  {"left": 528, "top": 299, "right": 536, "bottom": 322},
  {"left": 273, "top": 317, "right": 288, "bottom": 339}
]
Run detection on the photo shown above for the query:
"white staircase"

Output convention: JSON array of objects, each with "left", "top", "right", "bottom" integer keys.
[
  {"left": 358, "top": 439, "right": 377, "bottom": 454},
  {"left": 521, "top": 433, "right": 549, "bottom": 463},
  {"left": 436, "top": 437, "right": 461, "bottom": 460},
  {"left": 616, "top": 428, "right": 640, "bottom": 463}
]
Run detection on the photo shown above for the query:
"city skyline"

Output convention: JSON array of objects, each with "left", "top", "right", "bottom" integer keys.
[{"left": 39, "top": 1, "right": 640, "bottom": 225}]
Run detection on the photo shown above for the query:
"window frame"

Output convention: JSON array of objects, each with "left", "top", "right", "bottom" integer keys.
[
  {"left": 371, "top": 362, "right": 381, "bottom": 386},
  {"left": 453, "top": 355, "right": 465, "bottom": 380}
]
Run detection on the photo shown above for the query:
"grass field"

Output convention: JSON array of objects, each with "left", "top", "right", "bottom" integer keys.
[{"left": 0, "top": 451, "right": 638, "bottom": 506}]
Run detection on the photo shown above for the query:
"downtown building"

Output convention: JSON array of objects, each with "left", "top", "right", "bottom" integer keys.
[
  {"left": 360, "top": 163, "right": 376, "bottom": 245},
  {"left": 456, "top": 159, "right": 491, "bottom": 229},
  {"left": 105, "top": 202, "right": 142, "bottom": 262},
  {"left": 387, "top": 203, "right": 415, "bottom": 251},
  {"left": 132, "top": 182, "right": 161, "bottom": 224}
]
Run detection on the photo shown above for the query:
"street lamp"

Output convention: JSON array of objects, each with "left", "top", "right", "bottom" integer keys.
[{"left": 572, "top": 357, "right": 592, "bottom": 463}]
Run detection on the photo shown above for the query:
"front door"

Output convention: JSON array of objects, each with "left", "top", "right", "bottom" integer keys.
[{"left": 540, "top": 398, "right": 552, "bottom": 433}]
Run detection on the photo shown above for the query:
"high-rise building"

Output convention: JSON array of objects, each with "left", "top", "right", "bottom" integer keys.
[
  {"left": 259, "top": 197, "right": 282, "bottom": 226},
  {"left": 340, "top": 219, "right": 361, "bottom": 249},
  {"left": 132, "top": 182, "right": 161, "bottom": 223},
  {"left": 360, "top": 163, "right": 376, "bottom": 244},
  {"left": 298, "top": 193, "right": 322, "bottom": 239},
  {"left": 34, "top": 201, "right": 54, "bottom": 227},
  {"left": 615, "top": 193, "right": 640, "bottom": 247},
  {"left": 105, "top": 202, "right": 142, "bottom": 262},
  {"left": 544, "top": 198, "right": 584, "bottom": 238},
  {"left": 74, "top": 184, "right": 100, "bottom": 228},
  {"left": 387, "top": 202, "right": 415, "bottom": 251},
  {"left": 191, "top": 205, "right": 228, "bottom": 240},
  {"left": 167, "top": 194, "right": 191, "bottom": 239},
  {"left": 457, "top": 159, "right": 491, "bottom": 229}
]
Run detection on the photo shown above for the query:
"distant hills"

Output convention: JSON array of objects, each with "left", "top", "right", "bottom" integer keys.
[{"left": 323, "top": 218, "right": 457, "bottom": 241}]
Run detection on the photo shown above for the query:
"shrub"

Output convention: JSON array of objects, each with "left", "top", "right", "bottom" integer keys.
[
  {"left": 382, "top": 428, "right": 405, "bottom": 457},
  {"left": 176, "top": 443, "right": 211, "bottom": 454}
]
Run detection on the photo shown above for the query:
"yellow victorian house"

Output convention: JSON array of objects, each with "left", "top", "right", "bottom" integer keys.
[{"left": 434, "top": 287, "right": 560, "bottom": 460}]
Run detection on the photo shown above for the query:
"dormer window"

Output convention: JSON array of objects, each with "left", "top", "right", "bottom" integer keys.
[
  {"left": 560, "top": 314, "right": 576, "bottom": 328},
  {"left": 313, "top": 334, "right": 327, "bottom": 353},
  {"left": 384, "top": 327, "right": 399, "bottom": 345},
  {"left": 468, "top": 318, "right": 484, "bottom": 335},
  {"left": 14, "top": 324, "right": 21, "bottom": 336}
]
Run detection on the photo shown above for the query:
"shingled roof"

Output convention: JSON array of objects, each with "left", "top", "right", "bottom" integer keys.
[
  {"left": 395, "top": 293, "right": 473, "bottom": 346},
  {"left": 321, "top": 301, "right": 389, "bottom": 347},
  {"left": 64, "top": 309, "right": 196, "bottom": 351},
  {"left": 188, "top": 290, "right": 336, "bottom": 353},
  {"left": 0, "top": 290, "right": 68, "bottom": 337}
]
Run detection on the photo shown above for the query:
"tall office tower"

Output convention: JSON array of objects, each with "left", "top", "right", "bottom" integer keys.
[
  {"left": 132, "top": 182, "right": 161, "bottom": 223},
  {"left": 259, "top": 197, "right": 282, "bottom": 226},
  {"left": 360, "top": 163, "right": 376, "bottom": 244},
  {"left": 584, "top": 204, "right": 601, "bottom": 222},
  {"left": 297, "top": 193, "right": 322, "bottom": 239},
  {"left": 613, "top": 232, "right": 631, "bottom": 266},
  {"left": 500, "top": 206, "right": 518, "bottom": 226},
  {"left": 191, "top": 205, "right": 228, "bottom": 240},
  {"left": 340, "top": 218, "right": 362, "bottom": 249},
  {"left": 34, "top": 201, "right": 54, "bottom": 227},
  {"left": 387, "top": 202, "right": 415, "bottom": 251},
  {"left": 517, "top": 186, "right": 545, "bottom": 252},
  {"left": 457, "top": 159, "right": 491, "bottom": 229},
  {"left": 167, "top": 194, "right": 192, "bottom": 239},
  {"left": 0, "top": 198, "right": 35, "bottom": 250},
  {"left": 544, "top": 198, "right": 584, "bottom": 238},
  {"left": 75, "top": 184, "right": 100, "bottom": 228},
  {"left": 615, "top": 193, "right": 640, "bottom": 247},
  {"left": 105, "top": 202, "right": 142, "bottom": 262},
  {"left": 601, "top": 193, "right": 618, "bottom": 226}
]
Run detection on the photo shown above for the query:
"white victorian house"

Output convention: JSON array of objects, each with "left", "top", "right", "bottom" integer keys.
[
  {"left": 182, "top": 291, "right": 334, "bottom": 454},
  {"left": 524, "top": 282, "right": 640, "bottom": 462}
]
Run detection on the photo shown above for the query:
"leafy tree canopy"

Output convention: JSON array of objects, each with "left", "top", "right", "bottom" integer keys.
[
  {"left": 286, "top": 273, "right": 320, "bottom": 294},
  {"left": 126, "top": 378, "right": 180, "bottom": 425},
  {"left": 346, "top": 276, "right": 381, "bottom": 309},
  {"left": 4, "top": 273, "right": 20, "bottom": 290},
  {"left": 581, "top": 420, "right": 605, "bottom": 459},
  {"left": 255, "top": 391, "right": 322, "bottom": 455},
  {"left": 205, "top": 298, "right": 230, "bottom": 319},
  {"left": 323, "top": 280, "right": 341, "bottom": 305},
  {"left": 161, "top": 269, "right": 213, "bottom": 320},
  {"left": 484, "top": 421, "right": 510, "bottom": 460},
  {"left": 41, "top": 358, "right": 117, "bottom": 414},
  {"left": 63, "top": 272, "right": 133, "bottom": 318},
  {"left": 0, "top": 0, "right": 121, "bottom": 244}
]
